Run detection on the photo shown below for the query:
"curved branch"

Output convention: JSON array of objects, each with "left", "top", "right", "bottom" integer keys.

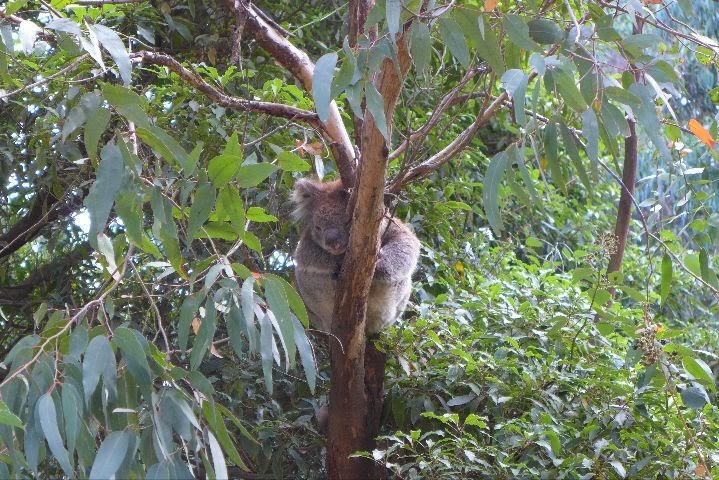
[
  {"left": 226, "top": 0, "right": 356, "bottom": 187},
  {"left": 132, "top": 51, "right": 321, "bottom": 125},
  {"left": 389, "top": 65, "right": 489, "bottom": 161},
  {"left": 0, "top": 185, "right": 85, "bottom": 259}
]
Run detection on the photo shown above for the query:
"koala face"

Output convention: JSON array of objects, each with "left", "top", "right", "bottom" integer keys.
[
  {"left": 309, "top": 194, "right": 350, "bottom": 255},
  {"left": 292, "top": 179, "right": 351, "bottom": 256}
]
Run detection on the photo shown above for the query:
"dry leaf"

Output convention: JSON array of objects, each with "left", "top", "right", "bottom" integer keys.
[
  {"left": 484, "top": 0, "right": 499, "bottom": 11},
  {"left": 688, "top": 118, "right": 716, "bottom": 148},
  {"left": 294, "top": 139, "right": 306, "bottom": 157},
  {"left": 191, "top": 317, "right": 201, "bottom": 334},
  {"left": 210, "top": 343, "right": 223, "bottom": 358},
  {"left": 642, "top": 0, "right": 662, "bottom": 4},
  {"left": 695, "top": 463, "right": 708, "bottom": 477}
]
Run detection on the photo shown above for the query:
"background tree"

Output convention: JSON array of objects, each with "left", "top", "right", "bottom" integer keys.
[{"left": 1, "top": 0, "right": 719, "bottom": 478}]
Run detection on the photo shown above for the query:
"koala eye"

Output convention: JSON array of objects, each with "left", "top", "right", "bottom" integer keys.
[{"left": 314, "top": 225, "right": 321, "bottom": 231}]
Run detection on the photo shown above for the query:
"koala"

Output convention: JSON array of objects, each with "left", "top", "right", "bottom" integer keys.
[{"left": 291, "top": 178, "right": 420, "bottom": 335}]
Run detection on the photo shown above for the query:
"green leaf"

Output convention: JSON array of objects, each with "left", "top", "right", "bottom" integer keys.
[
  {"left": 38, "top": 393, "right": 74, "bottom": 476},
  {"left": 386, "top": 0, "right": 400, "bottom": 39},
  {"left": 113, "top": 327, "right": 152, "bottom": 393},
  {"left": 410, "top": 22, "right": 431, "bottom": 74},
  {"left": 258, "top": 312, "right": 276, "bottom": 394},
  {"left": 62, "top": 106, "right": 87, "bottom": 142},
  {"left": 503, "top": 15, "right": 539, "bottom": 51},
  {"left": 581, "top": 108, "right": 599, "bottom": 166},
  {"left": 698, "top": 248, "right": 719, "bottom": 289},
  {"left": 552, "top": 68, "right": 587, "bottom": 112},
  {"left": 89, "top": 431, "right": 131, "bottom": 480},
  {"left": 84, "top": 107, "right": 111, "bottom": 162},
  {"left": 312, "top": 52, "right": 338, "bottom": 123},
  {"left": 264, "top": 275, "right": 296, "bottom": 369},
  {"left": 681, "top": 386, "right": 710, "bottom": 409},
  {"left": 511, "top": 144, "right": 538, "bottom": 202},
  {"left": 246, "top": 207, "right": 277, "bottom": 223},
  {"left": 333, "top": 49, "right": 357, "bottom": 97},
  {"left": 527, "top": 19, "right": 565, "bottom": 44},
  {"left": 683, "top": 356, "right": 715, "bottom": 391},
  {"left": 543, "top": 430, "right": 561, "bottom": 455},
  {"left": 277, "top": 151, "right": 311, "bottom": 172},
  {"left": 236, "top": 163, "right": 279, "bottom": 188},
  {"left": 101, "top": 84, "right": 150, "bottom": 129},
  {"left": 190, "top": 299, "right": 217, "bottom": 370},
  {"left": 186, "top": 182, "right": 216, "bottom": 242},
  {"left": 483, "top": 151, "right": 510, "bottom": 235},
  {"left": 365, "top": 82, "right": 390, "bottom": 141},
  {"left": 0, "top": 401, "right": 22, "bottom": 428},
  {"left": 604, "top": 86, "right": 641, "bottom": 108},
  {"left": 241, "top": 276, "right": 259, "bottom": 352},
  {"left": 544, "top": 122, "right": 566, "bottom": 193},
  {"left": 474, "top": 16, "right": 505, "bottom": 74},
  {"left": 83, "top": 334, "right": 117, "bottom": 402},
  {"left": 84, "top": 142, "right": 125, "bottom": 248},
  {"left": 136, "top": 126, "right": 190, "bottom": 169},
  {"left": 438, "top": 17, "right": 469, "bottom": 67},
  {"left": 206, "top": 429, "right": 228, "bottom": 480},
  {"left": 609, "top": 461, "right": 626, "bottom": 479},
  {"left": 202, "top": 403, "right": 249, "bottom": 470},
  {"left": 629, "top": 83, "right": 671, "bottom": 161},
  {"left": 501, "top": 69, "right": 528, "bottom": 125},
  {"left": 178, "top": 293, "right": 204, "bottom": 351},
  {"left": 61, "top": 384, "right": 81, "bottom": 457},
  {"left": 293, "top": 317, "right": 316, "bottom": 394},
  {"left": 90, "top": 24, "right": 132, "bottom": 86},
  {"left": 560, "top": 123, "right": 591, "bottom": 191},
  {"left": 208, "top": 154, "right": 242, "bottom": 186},
  {"left": 660, "top": 254, "right": 672, "bottom": 304}
]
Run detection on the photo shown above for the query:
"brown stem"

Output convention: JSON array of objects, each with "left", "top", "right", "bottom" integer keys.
[
  {"left": 606, "top": 19, "right": 642, "bottom": 283},
  {"left": 227, "top": 0, "right": 357, "bottom": 187},
  {"left": 607, "top": 120, "right": 637, "bottom": 278},
  {"left": 328, "top": 24, "right": 412, "bottom": 480}
]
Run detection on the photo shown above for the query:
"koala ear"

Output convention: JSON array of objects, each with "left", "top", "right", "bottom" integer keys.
[{"left": 291, "top": 178, "right": 321, "bottom": 224}]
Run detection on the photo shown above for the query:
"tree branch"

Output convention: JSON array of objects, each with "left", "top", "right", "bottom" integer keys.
[
  {"left": 132, "top": 51, "right": 320, "bottom": 125},
  {"left": 0, "top": 185, "right": 85, "bottom": 260},
  {"left": 0, "top": 244, "right": 88, "bottom": 306},
  {"left": 388, "top": 66, "right": 489, "bottom": 162},
  {"left": 227, "top": 0, "right": 357, "bottom": 186}
]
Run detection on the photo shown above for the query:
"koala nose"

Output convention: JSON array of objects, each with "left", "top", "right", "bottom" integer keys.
[{"left": 325, "top": 228, "right": 347, "bottom": 253}]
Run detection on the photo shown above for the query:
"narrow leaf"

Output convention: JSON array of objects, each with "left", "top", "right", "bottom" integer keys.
[
  {"left": 89, "top": 431, "right": 131, "bottom": 480},
  {"left": 660, "top": 254, "right": 672, "bottom": 304},
  {"left": 38, "top": 394, "right": 73, "bottom": 476},
  {"left": 365, "top": 82, "right": 390, "bottom": 141},
  {"left": 312, "top": 52, "right": 338, "bottom": 122},
  {"left": 186, "top": 182, "right": 216, "bottom": 243},
  {"left": 84, "top": 107, "right": 111, "bottom": 162},
  {"left": 90, "top": 24, "right": 132, "bottom": 85},
  {"left": 236, "top": 163, "right": 279, "bottom": 188},
  {"left": 410, "top": 22, "right": 432, "bottom": 74},
  {"left": 84, "top": 142, "right": 125, "bottom": 247},
  {"left": 438, "top": 18, "right": 469, "bottom": 67},
  {"left": 483, "top": 151, "right": 510, "bottom": 235}
]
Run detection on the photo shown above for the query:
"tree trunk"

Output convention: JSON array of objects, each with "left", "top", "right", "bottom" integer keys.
[{"left": 607, "top": 119, "right": 637, "bottom": 277}]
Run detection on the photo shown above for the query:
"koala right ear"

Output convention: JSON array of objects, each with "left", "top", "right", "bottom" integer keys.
[{"left": 291, "top": 178, "right": 321, "bottom": 224}]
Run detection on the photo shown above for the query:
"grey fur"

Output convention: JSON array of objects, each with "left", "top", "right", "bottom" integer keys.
[{"left": 292, "top": 178, "right": 420, "bottom": 334}]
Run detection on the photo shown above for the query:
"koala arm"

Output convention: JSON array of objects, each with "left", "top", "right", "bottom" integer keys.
[{"left": 374, "top": 220, "right": 420, "bottom": 282}]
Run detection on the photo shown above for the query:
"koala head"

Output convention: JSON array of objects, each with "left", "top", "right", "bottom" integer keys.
[{"left": 291, "top": 178, "right": 351, "bottom": 256}]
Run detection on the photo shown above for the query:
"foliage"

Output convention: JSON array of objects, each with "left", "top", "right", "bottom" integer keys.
[{"left": 0, "top": 0, "right": 718, "bottom": 478}]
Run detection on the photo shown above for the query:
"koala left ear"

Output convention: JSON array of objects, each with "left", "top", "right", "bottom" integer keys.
[{"left": 291, "top": 178, "right": 321, "bottom": 224}]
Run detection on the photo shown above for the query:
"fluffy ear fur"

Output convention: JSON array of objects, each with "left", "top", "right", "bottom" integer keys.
[{"left": 291, "top": 178, "right": 320, "bottom": 224}]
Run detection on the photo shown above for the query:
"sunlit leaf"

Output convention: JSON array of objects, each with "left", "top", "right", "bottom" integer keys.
[{"left": 688, "top": 119, "right": 716, "bottom": 148}]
